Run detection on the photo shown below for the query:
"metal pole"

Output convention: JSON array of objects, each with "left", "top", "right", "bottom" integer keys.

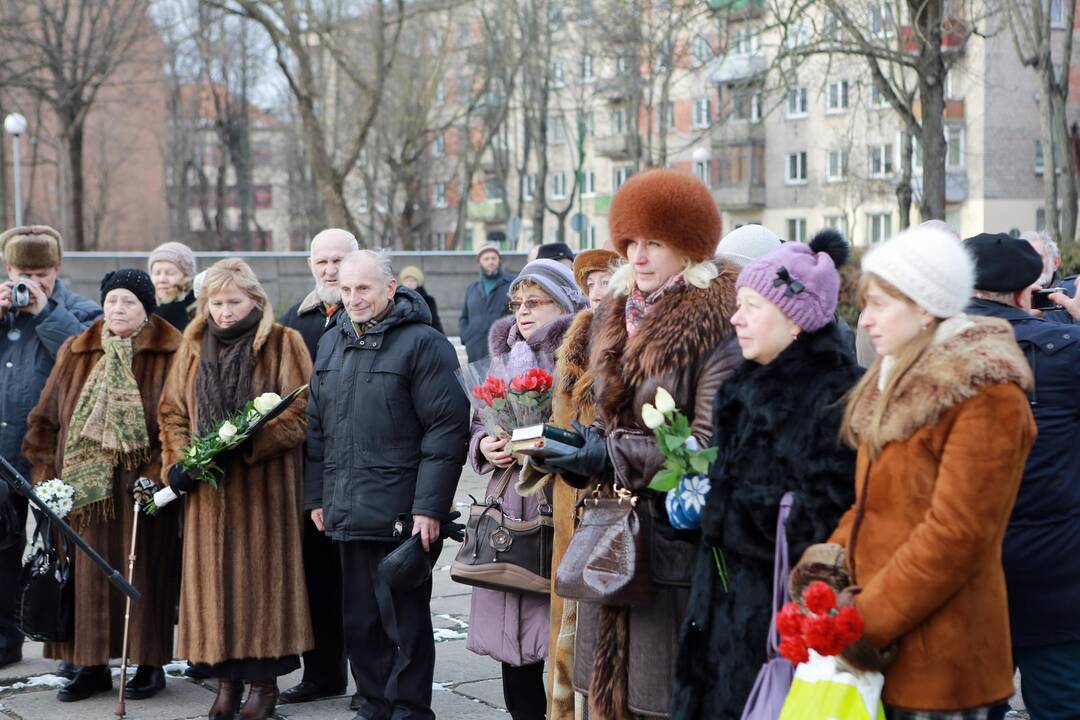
[{"left": 11, "top": 134, "right": 21, "bottom": 227}]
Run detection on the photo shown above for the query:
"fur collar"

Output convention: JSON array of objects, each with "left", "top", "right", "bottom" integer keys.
[
  {"left": 553, "top": 310, "right": 596, "bottom": 426},
  {"left": 69, "top": 314, "right": 183, "bottom": 355},
  {"left": 851, "top": 315, "right": 1032, "bottom": 447},
  {"left": 590, "top": 261, "right": 738, "bottom": 423},
  {"left": 184, "top": 305, "right": 276, "bottom": 355},
  {"left": 487, "top": 313, "right": 577, "bottom": 357},
  {"left": 297, "top": 289, "right": 324, "bottom": 316}
]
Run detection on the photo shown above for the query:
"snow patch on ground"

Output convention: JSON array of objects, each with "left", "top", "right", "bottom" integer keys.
[
  {"left": 0, "top": 674, "right": 68, "bottom": 693},
  {"left": 432, "top": 628, "right": 468, "bottom": 642}
]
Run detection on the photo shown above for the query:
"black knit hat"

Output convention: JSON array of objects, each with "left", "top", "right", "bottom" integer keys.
[{"left": 101, "top": 268, "right": 157, "bottom": 316}]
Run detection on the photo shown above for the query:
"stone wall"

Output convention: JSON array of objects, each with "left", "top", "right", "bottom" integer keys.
[{"left": 59, "top": 251, "right": 529, "bottom": 337}]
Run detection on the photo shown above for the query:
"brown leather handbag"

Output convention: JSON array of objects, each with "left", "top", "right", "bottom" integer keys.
[
  {"left": 554, "top": 484, "right": 653, "bottom": 606},
  {"left": 450, "top": 471, "right": 554, "bottom": 595}
]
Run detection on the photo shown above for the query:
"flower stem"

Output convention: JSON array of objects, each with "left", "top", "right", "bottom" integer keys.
[{"left": 712, "top": 548, "right": 729, "bottom": 593}]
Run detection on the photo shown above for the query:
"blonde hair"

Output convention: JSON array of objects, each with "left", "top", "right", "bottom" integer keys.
[
  {"left": 608, "top": 258, "right": 719, "bottom": 297},
  {"left": 197, "top": 258, "right": 270, "bottom": 317},
  {"left": 840, "top": 273, "right": 938, "bottom": 457}
]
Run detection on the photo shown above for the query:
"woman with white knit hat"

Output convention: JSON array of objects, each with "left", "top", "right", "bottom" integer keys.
[{"left": 825, "top": 226, "right": 1037, "bottom": 719}]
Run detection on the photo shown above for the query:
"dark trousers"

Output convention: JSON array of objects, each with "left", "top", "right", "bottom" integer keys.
[
  {"left": 340, "top": 540, "right": 436, "bottom": 720},
  {"left": 501, "top": 661, "right": 545, "bottom": 720},
  {"left": 0, "top": 493, "right": 27, "bottom": 655},
  {"left": 300, "top": 516, "right": 347, "bottom": 690},
  {"left": 1016, "top": 642, "right": 1080, "bottom": 720}
]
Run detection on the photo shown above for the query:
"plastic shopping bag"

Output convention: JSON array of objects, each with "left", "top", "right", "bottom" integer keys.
[{"left": 777, "top": 651, "right": 885, "bottom": 720}]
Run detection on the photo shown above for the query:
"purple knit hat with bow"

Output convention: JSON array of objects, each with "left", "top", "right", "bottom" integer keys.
[{"left": 735, "top": 229, "right": 849, "bottom": 332}]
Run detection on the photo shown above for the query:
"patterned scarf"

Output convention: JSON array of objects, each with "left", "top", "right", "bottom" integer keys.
[
  {"left": 624, "top": 273, "right": 687, "bottom": 336},
  {"left": 62, "top": 323, "right": 150, "bottom": 527}
]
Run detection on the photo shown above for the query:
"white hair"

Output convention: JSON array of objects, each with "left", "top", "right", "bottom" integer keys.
[
  {"left": 341, "top": 249, "right": 394, "bottom": 285},
  {"left": 1021, "top": 230, "right": 1058, "bottom": 259}
]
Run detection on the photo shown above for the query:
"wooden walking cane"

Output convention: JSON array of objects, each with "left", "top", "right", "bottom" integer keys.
[{"left": 116, "top": 487, "right": 147, "bottom": 718}]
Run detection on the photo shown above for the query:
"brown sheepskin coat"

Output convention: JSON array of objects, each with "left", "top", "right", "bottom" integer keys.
[
  {"left": 158, "top": 310, "right": 314, "bottom": 665},
  {"left": 578, "top": 263, "right": 742, "bottom": 719},
  {"left": 23, "top": 315, "right": 182, "bottom": 666},
  {"left": 831, "top": 316, "right": 1036, "bottom": 711}
]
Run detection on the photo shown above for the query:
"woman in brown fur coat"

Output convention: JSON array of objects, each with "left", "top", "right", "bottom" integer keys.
[
  {"left": 23, "top": 269, "right": 182, "bottom": 703},
  {"left": 539, "top": 169, "right": 742, "bottom": 719},
  {"left": 158, "top": 259, "right": 313, "bottom": 720}
]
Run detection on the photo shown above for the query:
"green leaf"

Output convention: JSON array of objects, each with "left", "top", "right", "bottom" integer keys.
[
  {"left": 689, "top": 454, "right": 711, "bottom": 475},
  {"left": 648, "top": 469, "right": 680, "bottom": 492},
  {"left": 665, "top": 433, "right": 688, "bottom": 454},
  {"left": 700, "top": 447, "right": 719, "bottom": 462}
]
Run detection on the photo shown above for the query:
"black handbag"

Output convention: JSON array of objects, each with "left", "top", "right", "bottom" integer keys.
[
  {"left": 450, "top": 471, "right": 554, "bottom": 595},
  {"left": 17, "top": 511, "right": 74, "bottom": 642}
]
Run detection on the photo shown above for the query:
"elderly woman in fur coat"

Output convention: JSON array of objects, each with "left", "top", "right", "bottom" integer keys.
[
  {"left": 467, "top": 259, "right": 589, "bottom": 720},
  {"left": 670, "top": 231, "right": 861, "bottom": 719},
  {"left": 23, "top": 269, "right": 182, "bottom": 703},
  {"left": 538, "top": 169, "right": 742, "bottom": 719},
  {"left": 158, "top": 258, "right": 313, "bottom": 720}
]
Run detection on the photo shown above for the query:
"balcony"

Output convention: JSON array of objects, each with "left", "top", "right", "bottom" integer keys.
[
  {"left": 712, "top": 182, "right": 765, "bottom": 210},
  {"left": 598, "top": 75, "right": 640, "bottom": 103},
  {"left": 467, "top": 199, "right": 508, "bottom": 223},
  {"left": 709, "top": 53, "right": 767, "bottom": 84},
  {"left": 595, "top": 133, "right": 636, "bottom": 160},
  {"left": 710, "top": 121, "right": 765, "bottom": 148}
]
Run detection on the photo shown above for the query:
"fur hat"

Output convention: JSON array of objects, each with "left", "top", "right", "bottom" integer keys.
[
  {"left": 101, "top": 268, "right": 157, "bottom": 316},
  {"left": 609, "top": 169, "right": 722, "bottom": 263},
  {"left": 0, "top": 225, "right": 62, "bottom": 269},
  {"left": 148, "top": 242, "right": 196, "bottom": 279},
  {"left": 399, "top": 265, "right": 425, "bottom": 286},
  {"left": 717, "top": 224, "right": 782, "bottom": 266},
  {"left": 862, "top": 225, "right": 975, "bottom": 319},
  {"left": 572, "top": 249, "right": 618, "bottom": 292},
  {"left": 736, "top": 229, "right": 849, "bottom": 332}
]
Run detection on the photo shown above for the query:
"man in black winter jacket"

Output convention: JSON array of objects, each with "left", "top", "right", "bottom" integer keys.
[
  {"left": 277, "top": 227, "right": 357, "bottom": 704},
  {"left": 306, "top": 249, "right": 470, "bottom": 720},
  {"left": 458, "top": 243, "right": 514, "bottom": 362}
]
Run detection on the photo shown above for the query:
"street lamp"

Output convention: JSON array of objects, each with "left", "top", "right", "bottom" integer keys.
[{"left": 4, "top": 113, "right": 27, "bottom": 227}]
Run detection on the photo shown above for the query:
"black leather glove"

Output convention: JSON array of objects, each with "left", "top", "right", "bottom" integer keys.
[
  {"left": 543, "top": 421, "right": 609, "bottom": 485},
  {"left": 440, "top": 510, "right": 466, "bottom": 543},
  {"left": 167, "top": 464, "right": 198, "bottom": 494}
]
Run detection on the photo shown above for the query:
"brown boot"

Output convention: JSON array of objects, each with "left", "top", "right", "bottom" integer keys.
[
  {"left": 208, "top": 679, "right": 244, "bottom": 720},
  {"left": 238, "top": 681, "right": 279, "bottom": 720}
]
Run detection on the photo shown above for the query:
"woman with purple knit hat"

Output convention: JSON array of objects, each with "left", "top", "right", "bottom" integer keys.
[{"left": 671, "top": 230, "right": 862, "bottom": 720}]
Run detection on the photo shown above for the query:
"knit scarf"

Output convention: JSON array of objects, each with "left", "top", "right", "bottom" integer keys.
[
  {"left": 195, "top": 309, "right": 262, "bottom": 435},
  {"left": 624, "top": 273, "right": 687, "bottom": 336},
  {"left": 62, "top": 323, "right": 150, "bottom": 528}
]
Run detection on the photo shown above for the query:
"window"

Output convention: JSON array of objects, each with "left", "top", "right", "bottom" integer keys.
[
  {"left": 524, "top": 174, "right": 536, "bottom": 201},
  {"left": 1035, "top": 140, "right": 1045, "bottom": 174},
  {"left": 456, "top": 21, "right": 470, "bottom": 47},
  {"left": 581, "top": 170, "right": 596, "bottom": 196},
  {"left": 730, "top": 25, "right": 760, "bottom": 55},
  {"left": 731, "top": 90, "right": 762, "bottom": 122},
  {"left": 549, "top": 116, "right": 566, "bottom": 144},
  {"left": 827, "top": 149, "right": 849, "bottom": 181},
  {"left": 785, "top": 151, "right": 808, "bottom": 184},
  {"left": 358, "top": 192, "right": 369, "bottom": 212},
  {"left": 551, "top": 60, "right": 566, "bottom": 89},
  {"left": 868, "top": 212, "right": 893, "bottom": 243},
  {"left": 434, "top": 231, "right": 448, "bottom": 250},
  {"left": 583, "top": 111, "right": 595, "bottom": 137},
  {"left": 786, "top": 21, "right": 809, "bottom": 48},
  {"left": 868, "top": 143, "right": 894, "bottom": 177},
  {"left": 694, "top": 160, "right": 712, "bottom": 186},
  {"left": 656, "top": 102, "right": 675, "bottom": 129},
  {"left": 552, "top": 172, "right": 567, "bottom": 199},
  {"left": 612, "top": 107, "right": 628, "bottom": 134},
  {"left": 827, "top": 80, "right": 850, "bottom": 113},
  {"left": 946, "top": 126, "right": 964, "bottom": 170},
  {"left": 824, "top": 12, "right": 844, "bottom": 41},
  {"left": 432, "top": 134, "right": 445, "bottom": 158},
  {"left": 580, "top": 54, "right": 595, "bottom": 83},
  {"left": 486, "top": 176, "right": 504, "bottom": 201},
  {"left": 693, "top": 96, "right": 712, "bottom": 129},
  {"left": 614, "top": 166, "right": 633, "bottom": 190},
  {"left": 824, "top": 214, "right": 848, "bottom": 236},
  {"left": 1051, "top": 0, "right": 1066, "bottom": 28},
  {"left": 786, "top": 87, "right": 808, "bottom": 118},
  {"left": 787, "top": 218, "right": 807, "bottom": 243},
  {"left": 457, "top": 75, "right": 472, "bottom": 104},
  {"left": 869, "top": 3, "right": 895, "bottom": 37},
  {"left": 943, "top": 68, "right": 957, "bottom": 99},
  {"left": 869, "top": 83, "right": 886, "bottom": 109},
  {"left": 692, "top": 35, "right": 712, "bottom": 65},
  {"left": 1037, "top": 207, "right": 1047, "bottom": 232},
  {"left": 434, "top": 182, "right": 447, "bottom": 209},
  {"left": 253, "top": 186, "right": 272, "bottom": 209},
  {"left": 616, "top": 54, "right": 634, "bottom": 75},
  {"left": 435, "top": 80, "right": 446, "bottom": 104}
]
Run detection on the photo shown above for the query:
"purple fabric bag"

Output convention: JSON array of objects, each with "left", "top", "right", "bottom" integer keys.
[{"left": 739, "top": 491, "right": 796, "bottom": 720}]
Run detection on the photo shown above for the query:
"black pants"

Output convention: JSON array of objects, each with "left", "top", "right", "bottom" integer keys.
[
  {"left": 0, "top": 493, "right": 27, "bottom": 656},
  {"left": 300, "top": 516, "right": 347, "bottom": 690},
  {"left": 1015, "top": 642, "right": 1080, "bottom": 720},
  {"left": 340, "top": 541, "right": 437, "bottom": 720},
  {"left": 501, "top": 661, "right": 546, "bottom": 720}
]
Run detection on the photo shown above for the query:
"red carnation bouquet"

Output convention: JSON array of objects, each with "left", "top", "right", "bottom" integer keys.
[
  {"left": 457, "top": 353, "right": 556, "bottom": 438},
  {"left": 776, "top": 581, "right": 865, "bottom": 665}
]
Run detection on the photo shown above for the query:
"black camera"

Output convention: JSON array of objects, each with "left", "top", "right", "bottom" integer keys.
[
  {"left": 1032, "top": 287, "right": 1066, "bottom": 312},
  {"left": 11, "top": 282, "right": 30, "bottom": 309}
]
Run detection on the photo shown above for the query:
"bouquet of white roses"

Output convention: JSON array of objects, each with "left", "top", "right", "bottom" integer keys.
[{"left": 35, "top": 478, "right": 75, "bottom": 519}]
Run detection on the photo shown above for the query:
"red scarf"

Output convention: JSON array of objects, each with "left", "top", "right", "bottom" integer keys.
[{"left": 624, "top": 273, "right": 687, "bottom": 336}]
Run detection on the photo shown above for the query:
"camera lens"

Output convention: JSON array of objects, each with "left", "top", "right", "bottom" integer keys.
[{"left": 11, "top": 282, "right": 29, "bottom": 308}]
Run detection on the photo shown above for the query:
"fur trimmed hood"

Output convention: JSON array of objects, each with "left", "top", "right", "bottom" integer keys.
[{"left": 851, "top": 315, "right": 1032, "bottom": 448}]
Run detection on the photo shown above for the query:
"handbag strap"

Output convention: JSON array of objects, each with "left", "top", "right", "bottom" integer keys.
[
  {"left": 485, "top": 466, "right": 550, "bottom": 514},
  {"left": 765, "top": 491, "right": 796, "bottom": 658}
]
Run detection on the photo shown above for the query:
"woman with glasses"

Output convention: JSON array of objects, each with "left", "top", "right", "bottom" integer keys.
[{"left": 465, "top": 259, "right": 589, "bottom": 720}]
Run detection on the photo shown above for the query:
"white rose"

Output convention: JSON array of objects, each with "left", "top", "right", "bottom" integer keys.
[
  {"left": 654, "top": 387, "right": 676, "bottom": 414},
  {"left": 253, "top": 392, "right": 282, "bottom": 415},
  {"left": 641, "top": 403, "right": 665, "bottom": 430},
  {"left": 218, "top": 421, "right": 238, "bottom": 443}
]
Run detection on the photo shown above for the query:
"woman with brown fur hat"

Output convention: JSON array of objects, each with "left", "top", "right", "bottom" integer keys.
[{"left": 538, "top": 169, "right": 741, "bottom": 719}]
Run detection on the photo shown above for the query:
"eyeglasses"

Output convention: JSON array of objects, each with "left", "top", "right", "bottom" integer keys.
[{"left": 508, "top": 298, "right": 556, "bottom": 313}]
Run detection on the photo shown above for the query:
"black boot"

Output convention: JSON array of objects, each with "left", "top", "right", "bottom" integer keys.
[
  {"left": 57, "top": 665, "right": 112, "bottom": 702},
  {"left": 124, "top": 665, "right": 166, "bottom": 700}
]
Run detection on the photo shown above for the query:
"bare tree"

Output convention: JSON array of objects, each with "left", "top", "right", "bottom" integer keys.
[{"left": 1007, "top": 0, "right": 1078, "bottom": 243}]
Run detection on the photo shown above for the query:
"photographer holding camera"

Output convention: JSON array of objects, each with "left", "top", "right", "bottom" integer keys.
[
  {"left": 965, "top": 232, "right": 1080, "bottom": 716},
  {"left": 0, "top": 226, "right": 99, "bottom": 669}
]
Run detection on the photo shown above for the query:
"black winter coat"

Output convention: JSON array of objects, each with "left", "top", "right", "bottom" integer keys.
[
  {"left": 671, "top": 323, "right": 860, "bottom": 720},
  {"left": 279, "top": 290, "right": 342, "bottom": 360},
  {"left": 153, "top": 290, "right": 196, "bottom": 332},
  {"left": 304, "top": 287, "right": 470, "bottom": 541},
  {"left": 414, "top": 285, "right": 444, "bottom": 335},
  {"left": 459, "top": 271, "right": 514, "bottom": 362}
]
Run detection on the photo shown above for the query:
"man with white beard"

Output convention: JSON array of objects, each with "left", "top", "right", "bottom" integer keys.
[{"left": 277, "top": 227, "right": 358, "bottom": 705}]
